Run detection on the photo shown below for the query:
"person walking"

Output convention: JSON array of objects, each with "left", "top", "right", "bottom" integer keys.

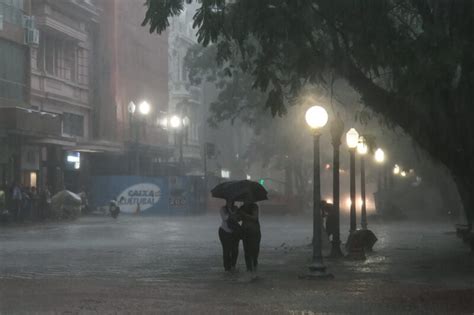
[
  {"left": 11, "top": 182, "right": 22, "bottom": 222},
  {"left": 39, "top": 186, "right": 51, "bottom": 220},
  {"left": 321, "top": 200, "right": 337, "bottom": 241},
  {"left": 218, "top": 199, "right": 241, "bottom": 272},
  {"left": 239, "top": 201, "right": 261, "bottom": 274}
]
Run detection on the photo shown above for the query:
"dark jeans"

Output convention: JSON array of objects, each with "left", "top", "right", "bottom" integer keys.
[
  {"left": 218, "top": 228, "right": 240, "bottom": 271},
  {"left": 242, "top": 228, "right": 261, "bottom": 272}
]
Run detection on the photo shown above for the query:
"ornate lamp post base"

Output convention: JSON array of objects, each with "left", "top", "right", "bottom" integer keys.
[{"left": 299, "top": 263, "right": 334, "bottom": 280}]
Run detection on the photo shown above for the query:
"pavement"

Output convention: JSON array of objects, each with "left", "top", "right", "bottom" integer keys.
[{"left": 0, "top": 214, "right": 473, "bottom": 314}]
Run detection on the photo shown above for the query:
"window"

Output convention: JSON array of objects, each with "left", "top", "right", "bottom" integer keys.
[
  {"left": 42, "top": 35, "right": 76, "bottom": 81},
  {"left": 0, "top": 39, "right": 26, "bottom": 101},
  {"left": 0, "top": 0, "right": 24, "bottom": 26},
  {"left": 77, "top": 48, "right": 88, "bottom": 85},
  {"left": 63, "top": 113, "right": 84, "bottom": 137}
]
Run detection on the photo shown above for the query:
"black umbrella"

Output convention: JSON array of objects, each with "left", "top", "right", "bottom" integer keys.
[{"left": 211, "top": 180, "right": 268, "bottom": 202}]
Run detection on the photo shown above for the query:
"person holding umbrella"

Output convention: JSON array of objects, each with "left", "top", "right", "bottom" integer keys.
[
  {"left": 239, "top": 199, "right": 261, "bottom": 274},
  {"left": 218, "top": 199, "right": 241, "bottom": 272},
  {"left": 211, "top": 180, "right": 267, "bottom": 274}
]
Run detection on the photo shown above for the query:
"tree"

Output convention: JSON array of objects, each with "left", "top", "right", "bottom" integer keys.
[
  {"left": 143, "top": 0, "right": 474, "bottom": 224},
  {"left": 185, "top": 43, "right": 319, "bottom": 203}
]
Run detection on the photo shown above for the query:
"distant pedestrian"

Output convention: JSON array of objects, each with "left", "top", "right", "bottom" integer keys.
[
  {"left": 321, "top": 201, "right": 337, "bottom": 241},
  {"left": 21, "top": 186, "right": 32, "bottom": 221},
  {"left": 11, "top": 182, "right": 22, "bottom": 221},
  {"left": 30, "top": 187, "right": 39, "bottom": 221},
  {"left": 218, "top": 199, "right": 241, "bottom": 272},
  {"left": 239, "top": 201, "right": 261, "bottom": 274},
  {"left": 39, "top": 186, "right": 52, "bottom": 220}
]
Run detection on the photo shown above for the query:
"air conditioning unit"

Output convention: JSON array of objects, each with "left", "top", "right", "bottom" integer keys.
[{"left": 25, "top": 28, "right": 40, "bottom": 46}]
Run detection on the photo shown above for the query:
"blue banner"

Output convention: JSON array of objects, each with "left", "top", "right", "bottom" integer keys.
[{"left": 89, "top": 176, "right": 203, "bottom": 215}]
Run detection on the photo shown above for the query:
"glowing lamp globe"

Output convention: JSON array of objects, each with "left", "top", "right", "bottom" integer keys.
[
  {"left": 138, "top": 101, "right": 151, "bottom": 115},
  {"left": 346, "top": 128, "right": 359, "bottom": 149},
  {"left": 357, "top": 136, "right": 368, "bottom": 155},
  {"left": 375, "top": 148, "right": 385, "bottom": 163},
  {"left": 393, "top": 164, "right": 400, "bottom": 175},
  {"left": 305, "top": 105, "right": 328, "bottom": 130},
  {"left": 170, "top": 115, "right": 182, "bottom": 129}
]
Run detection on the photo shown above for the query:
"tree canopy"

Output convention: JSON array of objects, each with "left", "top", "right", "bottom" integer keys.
[{"left": 143, "top": 0, "right": 474, "bottom": 222}]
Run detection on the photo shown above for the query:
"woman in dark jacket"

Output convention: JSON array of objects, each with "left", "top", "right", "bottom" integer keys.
[{"left": 239, "top": 201, "right": 261, "bottom": 273}]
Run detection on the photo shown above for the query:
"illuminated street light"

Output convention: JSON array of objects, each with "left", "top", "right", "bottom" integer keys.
[
  {"left": 170, "top": 115, "right": 182, "bottom": 129},
  {"left": 305, "top": 105, "right": 328, "bottom": 130},
  {"left": 357, "top": 136, "right": 368, "bottom": 230},
  {"left": 346, "top": 128, "right": 359, "bottom": 149},
  {"left": 356, "top": 136, "right": 368, "bottom": 155},
  {"left": 138, "top": 101, "right": 151, "bottom": 115},
  {"left": 374, "top": 148, "right": 386, "bottom": 215},
  {"left": 401, "top": 171, "right": 407, "bottom": 177},
  {"left": 393, "top": 164, "right": 400, "bottom": 175},
  {"left": 346, "top": 128, "right": 359, "bottom": 232},
  {"left": 375, "top": 148, "right": 385, "bottom": 163},
  {"left": 304, "top": 105, "right": 332, "bottom": 278},
  {"left": 329, "top": 114, "right": 345, "bottom": 258},
  {"left": 159, "top": 117, "right": 168, "bottom": 129}
]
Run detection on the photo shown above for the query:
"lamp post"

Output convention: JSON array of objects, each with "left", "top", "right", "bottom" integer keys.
[
  {"left": 374, "top": 148, "right": 385, "bottom": 213},
  {"left": 128, "top": 100, "right": 151, "bottom": 175},
  {"left": 357, "top": 136, "right": 368, "bottom": 230},
  {"left": 169, "top": 114, "right": 189, "bottom": 174},
  {"left": 303, "top": 105, "right": 332, "bottom": 278},
  {"left": 346, "top": 128, "right": 359, "bottom": 232},
  {"left": 329, "top": 114, "right": 344, "bottom": 258}
]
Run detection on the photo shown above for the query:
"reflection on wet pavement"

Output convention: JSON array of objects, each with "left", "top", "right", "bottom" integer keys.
[{"left": 0, "top": 215, "right": 473, "bottom": 313}]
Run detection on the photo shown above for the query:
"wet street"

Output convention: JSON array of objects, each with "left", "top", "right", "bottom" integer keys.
[{"left": 0, "top": 214, "right": 473, "bottom": 314}]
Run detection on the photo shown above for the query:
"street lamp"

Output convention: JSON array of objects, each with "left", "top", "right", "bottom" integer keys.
[
  {"left": 374, "top": 148, "right": 385, "bottom": 214},
  {"left": 169, "top": 115, "right": 182, "bottom": 129},
  {"left": 128, "top": 100, "right": 150, "bottom": 175},
  {"left": 303, "top": 105, "right": 332, "bottom": 278},
  {"left": 329, "top": 114, "right": 344, "bottom": 258},
  {"left": 346, "top": 128, "right": 359, "bottom": 232},
  {"left": 374, "top": 148, "right": 385, "bottom": 164},
  {"left": 357, "top": 136, "right": 368, "bottom": 230},
  {"left": 138, "top": 101, "right": 151, "bottom": 115},
  {"left": 169, "top": 114, "right": 189, "bottom": 174},
  {"left": 393, "top": 164, "right": 400, "bottom": 175}
]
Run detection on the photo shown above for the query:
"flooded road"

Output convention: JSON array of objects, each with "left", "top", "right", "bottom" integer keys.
[{"left": 1, "top": 215, "right": 473, "bottom": 314}]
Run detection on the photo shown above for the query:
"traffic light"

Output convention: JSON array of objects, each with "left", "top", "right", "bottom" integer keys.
[{"left": 259, "top": 179, "right": 265, "bottom": 187}]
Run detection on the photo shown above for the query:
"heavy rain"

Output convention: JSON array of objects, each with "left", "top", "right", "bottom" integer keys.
[{"left": 0, "top": 1, "right": 473, "bottom": 314}]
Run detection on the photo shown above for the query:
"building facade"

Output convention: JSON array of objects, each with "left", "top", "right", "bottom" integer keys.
[
  {"left": 91, "top": 0, "right": 170, "bottom": 178},
  {"left": 0, "top": 0, "right": 171, "bottom": 193},
  {"left": 0, "top": 0, "right": 43, "bottom": 189}
]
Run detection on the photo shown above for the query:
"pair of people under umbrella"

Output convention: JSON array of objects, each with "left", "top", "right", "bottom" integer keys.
[{"left": 218, "top": 199, "right": 261, "bottom": 274}]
